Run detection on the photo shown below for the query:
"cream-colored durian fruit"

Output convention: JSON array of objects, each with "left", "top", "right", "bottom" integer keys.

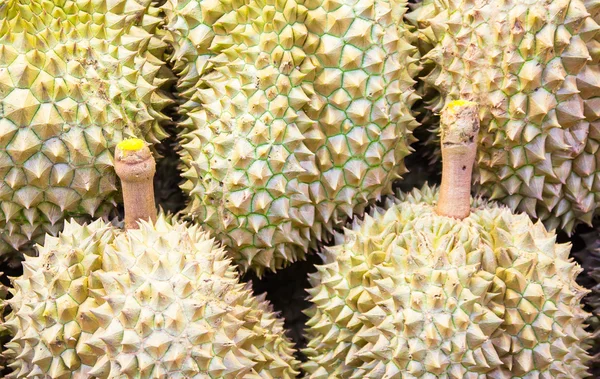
[
  {"left": 303, "top": 101, "right": 591, "bottom": 378},
  {"left": 1, "top": 139, "right": 299, "bottom": 379},
  {"left": 0, "top": 0, "right": 172, "bottom": 261},
  {"left": 408, "top": 0, "right": 600, "bottom": 234},
  {"left": 163, "top": 0, "right": 421, "bottom": 276}
]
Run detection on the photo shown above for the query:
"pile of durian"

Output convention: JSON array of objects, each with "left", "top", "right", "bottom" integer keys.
[{"left": 0, "top": 0, "right": 600, "bottom": 378}]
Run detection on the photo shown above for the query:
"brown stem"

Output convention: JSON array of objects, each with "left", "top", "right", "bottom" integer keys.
[
  {"left": 114, "top": 138, "right": 157, "bottom": 229},
  {"left": 435, "top": 100, "right": 480, "bottom": 219}
]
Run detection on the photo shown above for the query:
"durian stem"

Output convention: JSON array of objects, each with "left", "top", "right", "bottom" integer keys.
[
  {"left": 435, "top": 100, "right": 480, "bottom": 220},
  {"left": 114, "top": 138, "right": 157, "bottom": 229}
]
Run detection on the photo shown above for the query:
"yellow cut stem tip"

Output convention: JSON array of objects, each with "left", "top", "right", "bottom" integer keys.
[
  {"left": 445, "top": 99, "right": 477, "bottom": 113},
  {"left": 117, "top": 138, "right": 145, "bottom": 151}
]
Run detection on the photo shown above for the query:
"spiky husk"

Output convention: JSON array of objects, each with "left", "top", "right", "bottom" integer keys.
[
  {"left": 1, "top": 215, "right": 299, "bottom": 378},
  {"left": 303, "top": 185, "right": 590, "bottom": 378},
  {"left": 0, "top": 0, "right": 172, "bottom": 261},
  {"left": 408, "top": 0, "right": 600, "bottom": 234},
  {"left": 164, "top": 0, "right": 421, "bottom": 276}
]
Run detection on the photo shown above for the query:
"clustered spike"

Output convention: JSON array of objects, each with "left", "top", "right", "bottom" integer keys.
[
  {"left": 2, "top": 215, "right": 299, "bottom": 378},
  {"left": 164, "top": 0, "right": 421, "bottom": 275},
  {"left": 409, "top": 0, "right": 600, "bottom": 233},
  {"left": 303, "top": 185, "right": 591, "bottom": 378},
  {"left": 0, "top": 0, "right": 172, "bottom": 260}
]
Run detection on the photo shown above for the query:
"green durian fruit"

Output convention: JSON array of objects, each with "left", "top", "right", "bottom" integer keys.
[
  {"left": 302, "top": 101, "right": 591, "bottom": 378},
  {"left": 1, "top": 215, "right": 300, "bottom": 378},
  {"left": 408, "top": 0, "right": 600, "bottom": 234},
  {"left": 163, "top": 0, "right": 421, "bottom": 276},
  {"left": 0, "top": 0, "right": 172, "bottom": 261}
]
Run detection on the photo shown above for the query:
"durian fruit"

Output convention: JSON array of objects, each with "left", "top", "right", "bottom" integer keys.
[
  {"left": 1, "top": 139, "right": 299, "bottom": 378},
  {"left": 573, "top": 229, "right": 600, "bottom": 376},
  {"left": 163, "top": 0, "right": 421, "bottom": 275},
  {"left": 0, "top": 0, "right": 172, "bottom": 260},
  {"left": 408, "top": 0, "right": 600, "bottom": 233},
  {"left": 303, "top": 101, "right": 591, "bottom": 378}
]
